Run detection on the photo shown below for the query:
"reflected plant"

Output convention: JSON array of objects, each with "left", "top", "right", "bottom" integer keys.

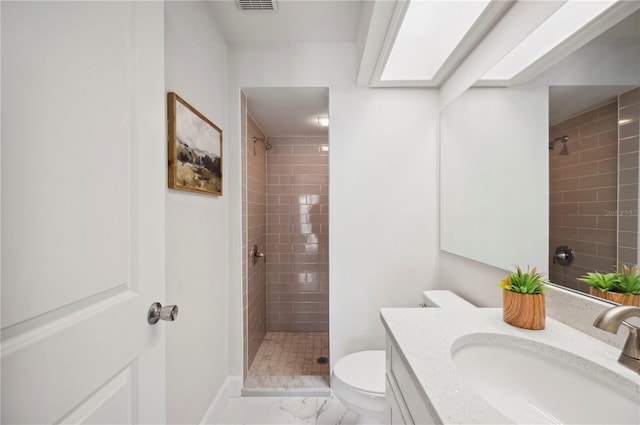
[
  {"left": 577, "top": 271, "right": 618, "bottom": 292},
  {"left": 578, "top": 265, "right": 640, "bottom": 295},
  {"left": 614, "top": 265, "right": 640, "bottom": 295}
]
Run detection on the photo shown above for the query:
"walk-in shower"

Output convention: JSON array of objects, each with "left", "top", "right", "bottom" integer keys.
[{"left": 241, "top": 87, "right": 331, "bottom": 393}]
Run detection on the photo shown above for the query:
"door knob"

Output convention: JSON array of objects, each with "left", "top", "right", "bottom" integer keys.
[{"left": 147, "top": 302, "right": 179, "bottom": 324}]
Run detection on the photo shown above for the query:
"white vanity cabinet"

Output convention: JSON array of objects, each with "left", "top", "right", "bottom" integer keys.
[
  {"left": 381, "top": 308, "right": 640, "bottom": 425},
  {"left": 385, "top": 337, "right": 439, "bottom": 425}
]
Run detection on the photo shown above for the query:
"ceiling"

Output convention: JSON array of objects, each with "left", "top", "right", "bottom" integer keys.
[
  {"left": 207, "top": 0, "right": 364, "bottom": 45},
  {"left": 548, "top": 10, "right": 640, "bottom": 125},
  {"left": 212, "top": 1, "right": 639, "bottom": 135},
  {"left": 549, "top": 86, "right": 636, "bottom": 126},
  {"left": 244, "top": 87, "right": 329, "bottom": 136},
  {"left": 210, "top": 0, "right": 357, "bottom": 135}
]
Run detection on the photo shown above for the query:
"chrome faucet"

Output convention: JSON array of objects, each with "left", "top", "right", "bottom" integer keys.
[{"left": 593, "top": 305, "right": 640, "bottom": 374}]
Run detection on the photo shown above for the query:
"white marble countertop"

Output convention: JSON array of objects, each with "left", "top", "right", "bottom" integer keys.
[{"left": 380, "top": 308, "right": 640, "bottom": 425}]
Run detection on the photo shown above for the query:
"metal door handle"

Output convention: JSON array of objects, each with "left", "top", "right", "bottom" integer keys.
[{"left": 147, "top": 302, "right": 179, "bottom": 324}]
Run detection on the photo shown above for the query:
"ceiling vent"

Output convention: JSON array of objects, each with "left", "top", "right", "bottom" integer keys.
[{"left": 236, "top": 0, "right": 278, "bottom": 12}]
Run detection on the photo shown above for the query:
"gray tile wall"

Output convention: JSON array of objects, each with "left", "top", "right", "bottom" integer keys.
[
  {"left": 549, "top": 100, "right": 619, "bottom": 292},
  {"left": 266, "top": 136, "right": 329, "bottom": 332},
  {"left": 550, "top": 89, "right": 640, "bottom": 290},
  {"left": 618, "top": 87, "right": 639, "bottom": 267},
  {"left": 246, "top": 114, "right": 268, "bottom": 367}
]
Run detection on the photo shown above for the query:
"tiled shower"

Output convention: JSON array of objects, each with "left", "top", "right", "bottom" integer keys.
[
  {"left": 265, "top": 137, "right": 329, "bottom": 333},
  {"left": 241, "top": 90, "right": 330, "bottom": 389},
  {"left": 549, "top": 87, "right": 639, "bottom": 293}
]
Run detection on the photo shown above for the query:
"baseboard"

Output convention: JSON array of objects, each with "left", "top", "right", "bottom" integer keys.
[
  {"left": 227, "top": 375, "right": 243, "bottom": 397},
  {"left": 200, "top": 376, "right": 242, "bottom": 424}
]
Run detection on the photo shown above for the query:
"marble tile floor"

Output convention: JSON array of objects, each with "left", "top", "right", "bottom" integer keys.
[{"left": 216, "top": 396, "right": 358, "bottom": 425}]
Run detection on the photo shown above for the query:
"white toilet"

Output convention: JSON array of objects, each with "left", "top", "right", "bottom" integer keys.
[
  {"left": 331, "top": 290, "right": 475, "bottom": 424},
  {"left": 420, "top": 289, "right": 476, "bottom": 309},
  {"left": 331, "top": 350, "right": 386, "bottom": 424}
]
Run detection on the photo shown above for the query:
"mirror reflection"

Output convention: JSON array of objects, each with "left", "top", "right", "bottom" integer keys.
[
  {"left": 440, "top": 9, "right": 640, "bottom": 305},
  {"left": 549, "top": 86, "right": 639, "bottom": 299}
]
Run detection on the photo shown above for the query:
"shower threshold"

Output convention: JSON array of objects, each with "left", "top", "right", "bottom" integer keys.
[{"left": 243, "top": 375, "right": 330, "bottom": 397}]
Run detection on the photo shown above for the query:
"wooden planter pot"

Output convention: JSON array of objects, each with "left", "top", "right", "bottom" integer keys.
[
  {"left": 502, "top": 290, "right": 545, "bottom": 330},
  {"left": 589, "top": 288, "right": 640, "bottom": 306}
]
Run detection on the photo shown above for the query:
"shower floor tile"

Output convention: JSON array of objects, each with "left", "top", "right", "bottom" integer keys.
[{"left": 248, "top": 332, "right": 329, "bottom": 383}]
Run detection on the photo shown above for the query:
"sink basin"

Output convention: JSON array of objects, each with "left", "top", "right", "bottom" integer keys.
[{"left": 452, "top": 334, "right": 640, "bottom": 424}]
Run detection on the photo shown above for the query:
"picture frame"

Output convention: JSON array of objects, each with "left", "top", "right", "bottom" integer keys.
[{"left": 167, "top": 92, "right": 223, "bottom": 196}]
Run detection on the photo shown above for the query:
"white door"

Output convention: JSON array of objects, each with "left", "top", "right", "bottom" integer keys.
[{"left": 1, "top": 2, "right": 167, "bottom": 423}]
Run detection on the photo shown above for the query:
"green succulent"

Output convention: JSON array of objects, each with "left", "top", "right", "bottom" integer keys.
[
  {"left": 578, "top": 265, "right": 640, "bottom": 295},
  {"left": 499, "top": 265, "right": 546, "bottom": 295},
  {"left": 577, "top": 271, "right": 618, "bottom": 292},
  {"left": 613, "top": 265, "right": 640, "bottom": 295}
]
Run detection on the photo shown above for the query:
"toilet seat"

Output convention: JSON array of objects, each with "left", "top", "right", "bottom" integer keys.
[{"left": 333, "top": 350, "right": 385, "bottom": 395}]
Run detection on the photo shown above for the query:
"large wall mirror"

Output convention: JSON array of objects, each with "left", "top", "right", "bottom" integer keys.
[{"left": 441, "top": 9, "right": 640, "bottom": 300}]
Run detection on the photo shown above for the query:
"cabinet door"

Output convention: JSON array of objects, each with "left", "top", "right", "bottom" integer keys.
[{"left": 386, "top": 375, "right": 409, "bottom": 425}]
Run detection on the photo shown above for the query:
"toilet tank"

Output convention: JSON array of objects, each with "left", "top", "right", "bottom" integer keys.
[{"left": 422, "top": 290, "right": 475, "bottom": 309}]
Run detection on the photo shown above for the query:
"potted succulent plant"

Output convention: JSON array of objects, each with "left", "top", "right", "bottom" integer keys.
[
  {"left": 498, "top": 265, "right": 546, "bottom": 330},
  {"left": 578, "top": 265, "right": 640, "bottom": 307}
]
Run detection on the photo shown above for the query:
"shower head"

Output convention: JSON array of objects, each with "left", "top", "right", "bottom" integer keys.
[
  {"left": 549, "top": 136, "right": 569, "bottom": 155},
  {"left": 252, "top": 136, "right": 272, "bottom": 154},
  {"left": 559, "top": 137, "right": 569, "bottom": 155}
]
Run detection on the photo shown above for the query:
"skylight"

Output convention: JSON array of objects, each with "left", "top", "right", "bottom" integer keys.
[
  {"left": 381, "top": 0, "right": 491, "bottom": 81},
  {"left": 481, "top": 0, "right": 618, "bottom": 81}
]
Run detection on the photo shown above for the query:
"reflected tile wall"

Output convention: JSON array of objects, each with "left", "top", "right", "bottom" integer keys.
[
  {"left": 549, "top": 100, "right": 619, "bottom": 292},
  {"left": 617, "top": 87, "right": 639, "bottom": 267},
  {"left": 247, "top": 114, "right": 268, "bottom": 368},
  {"left": 266, "top": 136, "right": 329, "bottom": 332}
]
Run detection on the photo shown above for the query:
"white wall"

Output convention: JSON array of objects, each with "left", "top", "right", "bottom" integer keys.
[
  {"left": 331, "top": 87, "right": 440, "bottom": 355},
  {"left": 227, "top": 43, "right": 440, "bottom": 373},
  {"left": 440, "top": 85, "right": 549, "bottom": 274},
  {"left": 164, "top": 2, "right": 229, "bottom": 423},
  {"left": 439, "top": 253, "right": 504, "bottom": 307}
]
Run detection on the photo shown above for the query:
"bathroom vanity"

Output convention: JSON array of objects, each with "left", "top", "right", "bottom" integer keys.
[{"left": 380, "top": 308, "right": 640, "bottom": 425}]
